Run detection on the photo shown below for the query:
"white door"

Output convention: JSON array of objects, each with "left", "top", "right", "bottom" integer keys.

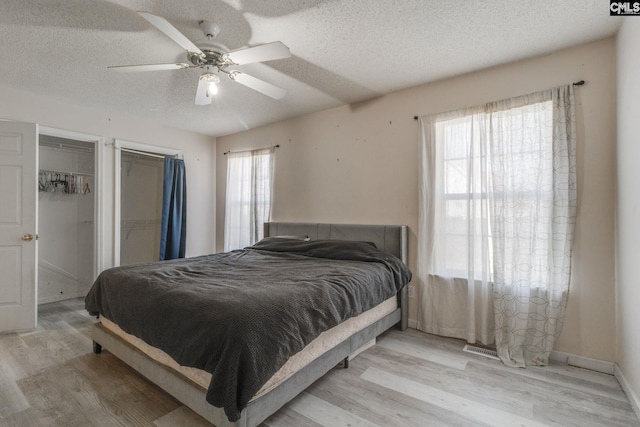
[{"left": 0, "top": 121, "right": 37, "bottom": 333}]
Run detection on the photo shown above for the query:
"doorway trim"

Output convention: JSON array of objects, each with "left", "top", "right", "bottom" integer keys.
[
  {"left": 39, "top": 126, "right": 104, "bottom": 279},
  {"left": 114, "top": 139, "right": 182, "bottom": 266}
]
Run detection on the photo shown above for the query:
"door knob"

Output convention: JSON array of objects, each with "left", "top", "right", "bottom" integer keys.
[{"left": 21, "top": 233, "right": 34, "bottom": 242}]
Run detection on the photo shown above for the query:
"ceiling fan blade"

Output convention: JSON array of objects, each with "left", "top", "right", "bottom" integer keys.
[
  {"left": 195, "top": 75, "right": 215, "bottom": 105},
  {"left": 229, "top": 71, "right": 286, "bottom": 99},
  {"left": 138, "top": 11, "right": 203, "bottom": 55},
  {"left": 225, "top": 41, "right": 291, "bottom": 65},
  {"left": 108, "top": 63, "right": 190, "bottom": 72}
]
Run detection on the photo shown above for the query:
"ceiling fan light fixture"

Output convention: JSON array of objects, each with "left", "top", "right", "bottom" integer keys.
[{"left": 199, "top": 72, "right": 220, "bottom": 96}]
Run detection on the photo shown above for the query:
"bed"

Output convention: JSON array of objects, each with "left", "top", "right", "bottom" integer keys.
[{"left": 86, "top": 222, "right": 411, "bottom": 427}]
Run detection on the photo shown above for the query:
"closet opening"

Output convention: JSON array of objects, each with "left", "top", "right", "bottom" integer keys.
[
  {"left": 114, "top": 140, "right": 183, "bottom": 267},
  {"left": 119, "top": 150, "right": 165, "bottom": 266},
  {"left": 38, "top": 134, "right": 96, "bottom": 304}
]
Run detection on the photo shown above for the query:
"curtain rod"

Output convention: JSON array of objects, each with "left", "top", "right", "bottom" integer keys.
[
  {"left": 223, "top": 144, "right": 280, "bottom": 155},
  {"left": 413, "top": 80, "right": 586, "bottom": 120}
]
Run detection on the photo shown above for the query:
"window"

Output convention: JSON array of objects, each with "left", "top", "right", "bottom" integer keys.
[
  {"left": 224, "top": 147, "right": 275, "bottom": 251},
  {"left": 432, "top": 101, "right": 554, "bottom": 281}
]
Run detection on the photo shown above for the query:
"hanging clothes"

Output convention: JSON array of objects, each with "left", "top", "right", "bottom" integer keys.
[{"left": 38, "top": 170, "right": 91, "bottom": 195}]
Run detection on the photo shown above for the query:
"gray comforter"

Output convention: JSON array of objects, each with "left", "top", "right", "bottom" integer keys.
[{"left": 85, "top": 238, "right": 411, "bottom": 421}]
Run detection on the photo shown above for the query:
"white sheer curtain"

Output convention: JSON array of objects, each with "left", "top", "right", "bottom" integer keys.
[
  {"left": 416, "top": 107, "right": 495, "bottom": 346},
  {"left": 417, "top": 85, "right": 577, "bottom": 366},
  {"left": 224, "top": 147, "right": 275, "bottom": 251}
]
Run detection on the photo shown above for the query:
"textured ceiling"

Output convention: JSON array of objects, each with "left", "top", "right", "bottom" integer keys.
[{"left": 0, "top": 1, "right": 621, "bottom": 137}]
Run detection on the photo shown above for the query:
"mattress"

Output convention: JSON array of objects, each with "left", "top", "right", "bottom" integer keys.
[{"left": 99, "top": 295, "right": 397, "bottom": 401}]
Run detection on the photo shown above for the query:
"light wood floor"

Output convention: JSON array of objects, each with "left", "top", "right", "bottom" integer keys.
[{"left": 1, "top": 298, "right": 638, "bottom": 427}]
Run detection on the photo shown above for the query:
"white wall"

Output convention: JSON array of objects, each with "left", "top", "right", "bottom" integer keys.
[
  {"left": 616, "top": 18, "right": 640, "bottom": 414},
  {"left": 0, "top": 84, "right": 216, "bottom": 271},
  {"left": 217, "top": 38, "right": 617, "bottom": 362}
]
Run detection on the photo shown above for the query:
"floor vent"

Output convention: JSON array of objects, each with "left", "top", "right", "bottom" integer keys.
[{"left": 463, "top": 344, "right": 500, "bottom": 361}]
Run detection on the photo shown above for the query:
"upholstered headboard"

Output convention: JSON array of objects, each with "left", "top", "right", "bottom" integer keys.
[{"left": 263, "top": 222, "right": 408, "bottom": 265}]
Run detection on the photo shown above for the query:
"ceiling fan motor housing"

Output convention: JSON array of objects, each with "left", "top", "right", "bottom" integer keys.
[{"left": 188, "top": 49, "right": 227, "bottom": 68}]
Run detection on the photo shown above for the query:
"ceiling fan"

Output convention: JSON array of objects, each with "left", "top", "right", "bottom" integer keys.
[{"left": 109, "top": 11, "right": 291, "bottom": 104}]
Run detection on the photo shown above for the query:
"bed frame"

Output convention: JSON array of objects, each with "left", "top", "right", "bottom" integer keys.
[{"left": 91, "top": 222, "right": 409, "bottom": 427}]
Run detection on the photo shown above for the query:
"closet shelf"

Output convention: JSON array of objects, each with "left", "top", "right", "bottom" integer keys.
[{"left": 39, "top": 168, "right": 94, "bottom": 177}]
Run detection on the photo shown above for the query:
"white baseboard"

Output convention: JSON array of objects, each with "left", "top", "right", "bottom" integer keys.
[
  {"left": 549, "top": 350, "right": 615, "bottom": 375},
  {"left": 408, "top": 319, "right": 417, "bottom": 329},
  {"left": 615, "top": 364, "right": 640, "bottom": 420}
]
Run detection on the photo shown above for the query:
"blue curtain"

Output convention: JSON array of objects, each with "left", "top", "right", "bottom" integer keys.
[{"left": 159, "top": 158, "right": 187, "bottom": 260}]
